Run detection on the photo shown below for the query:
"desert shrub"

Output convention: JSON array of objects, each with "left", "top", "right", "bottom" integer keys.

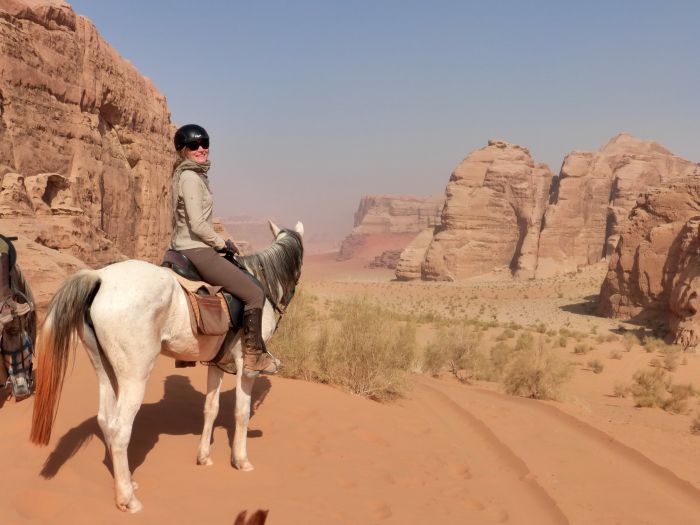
[
  {"left": 690, "top": 414, "right": 700, "bottom": 435},
  {"left": 571, "top": 330, "right": 586, "bottom": 342},
  {"left": 663, "top": 384, "right": 696, "bottom": 414},
  {"left": 573, "top": 343, "right": 590, "bottom": 355},
  {"left": 422, "top": 344, "right": 448, "bottom": 377},
  {"left": 613, "top": 382, "right": 628, "bottom": 398},
  {"left": 587, "top": 359, "right": 604, "bottom": 374},
  {"left": 486, "top": 342, "right": 516, "bottom": 381},
  {"left": 609, "top": 349, "right": 623, "bottom": 360},
  {"left": 596, "top": 333, "right": 617, "bottom": 343},
  {"left": 622, "top": 332, "right": 636, "bottom": 352},
  {"left": 535, "top": 322, "right": 547, "bottom": 334},
  {"left": 661, "top": 345, "right": 682, "bottom": 371},
  {"left": 630, "top": 368, "right": 670, "bottom": 408},
  {"left": 558, "top": 335, "right": 568, "bottom": 348},
  {"left": 439, "top": 325, "right": 485, "bottom": 382},
  {"left": 269, "top": 288, "right": 319, "bottom": 381},
  {"left": 514, "top": 332, "right": 535, "bottom": 352},
  {"left": 643, "top": 336, "right": 664, "bottom": 353},
  {"left": 546, "top": 329, "right": 557, "bottom": 337},
  {"left": 278, "top": 296, "right": 417, "bottom": 401},
  {"left": 496, "top": 328, "right": 515, "bottom": 341},
  {"left": 501, "top": 342, "right": 572, "bottom": 400}
]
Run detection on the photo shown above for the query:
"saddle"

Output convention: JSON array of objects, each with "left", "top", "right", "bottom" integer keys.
[{"left": 161, "top": 250, "right": 260, "bottom": 336}]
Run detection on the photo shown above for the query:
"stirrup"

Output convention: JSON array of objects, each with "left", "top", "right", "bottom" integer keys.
[{"left": 243, "top": 350, "right": 281, "bottom": 378}]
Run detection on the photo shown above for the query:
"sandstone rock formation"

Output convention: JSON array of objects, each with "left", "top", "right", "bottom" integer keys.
[
  {"left": 0, "top": 0, "right": 175, "bottom": 266},
  {"left": 395, "top": 228, "right": 435, "bottom": 280},
  {"left": 422, "top": 140, "right": 553, "bottom": 281},
  {"left": 598, "top": 178, "right": 700, "bottom": 338},
  {"left": 535, "top": 134, "right": 698, "bottom": 278},
  {"left": 337, "top": 195, "right": 442, "bottom": 261}
]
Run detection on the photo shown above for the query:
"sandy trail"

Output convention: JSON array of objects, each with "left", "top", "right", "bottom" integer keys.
[
  {"left": 418, "top": 377, "right": 700, "bottom": 524},
  {"left": 3, "top": 344, "right": 699, "bottom": 523}
]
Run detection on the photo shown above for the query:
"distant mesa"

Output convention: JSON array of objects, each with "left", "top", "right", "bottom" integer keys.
[
  {"left": 365, "top": 134, "right": 700, "bottom": 283},
  {"left": 337, "top": 195, "right": 443, "bottom": 263}
]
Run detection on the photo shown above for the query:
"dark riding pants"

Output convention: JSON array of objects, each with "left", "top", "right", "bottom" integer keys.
[{"left": 180, "top": 247, "right": 264, "bottom": 310}]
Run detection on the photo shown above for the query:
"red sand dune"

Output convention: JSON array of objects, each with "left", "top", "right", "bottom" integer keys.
[
  {"left": 2, "top": 345, "right": 700, "bottom": 524},
  {"left": 2, "top": 253, "right": 700, "bottom": 523}
]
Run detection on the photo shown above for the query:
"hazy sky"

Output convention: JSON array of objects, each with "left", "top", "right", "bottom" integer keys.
[{"left": 68, "top": 1, "right": 699, "bottom": 242}]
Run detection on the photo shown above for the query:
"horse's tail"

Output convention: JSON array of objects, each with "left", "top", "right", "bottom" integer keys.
[{"left": 30, "top": 270, "right": 101, "bottom": 446}]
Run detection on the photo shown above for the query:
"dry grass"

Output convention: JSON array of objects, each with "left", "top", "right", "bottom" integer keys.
[
  {"left": 270, "top": 292, "right": 416, "bottom": 401},
  {"left": 628, "top": 368, "right": 697, "bottom": 414},
  {"left": 501, "top": 339, "right": 572, "bottom": 400}
]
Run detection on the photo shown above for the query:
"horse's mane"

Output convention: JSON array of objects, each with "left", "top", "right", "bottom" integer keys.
[{"left": 237, "top": 229, "right": 303, "bottom": 307}]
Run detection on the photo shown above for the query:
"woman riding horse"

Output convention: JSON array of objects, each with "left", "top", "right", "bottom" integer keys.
[{"left": 171, "top": 124, "right": 279, "bottom": 376}]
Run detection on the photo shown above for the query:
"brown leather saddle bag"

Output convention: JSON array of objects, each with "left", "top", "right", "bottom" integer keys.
[{"left": 183, "top": 287, "right": 230, "bottom": 336}]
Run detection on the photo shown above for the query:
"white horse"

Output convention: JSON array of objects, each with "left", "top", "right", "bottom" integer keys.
[{"left": 30, "top": 221, "right": 303, "bottom": 513}]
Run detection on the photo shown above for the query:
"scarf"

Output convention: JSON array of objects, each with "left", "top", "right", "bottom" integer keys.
[{"left": 171, "top": 159, "right": 212, "bottom": 229}]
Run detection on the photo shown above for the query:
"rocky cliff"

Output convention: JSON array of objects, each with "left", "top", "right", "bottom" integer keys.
[
  {"left": 421, "top": 140, "right": 553, "bottom": 281},
  {"left": 535, "top": 134, "right": 697, "bottom": 278},
  {"left": 598, "top": 178, "right": 700, "bottom": 321},
  {"left": 337, "top": 195, "right": 442, "bottom": 261},
  {"left": 0, "top": 0, "right": 175, "bottom": 266}
]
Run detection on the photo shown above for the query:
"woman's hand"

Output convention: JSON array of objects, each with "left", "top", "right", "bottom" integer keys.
[{"left": 224, "top": 239, "right": 239, "bottom": 255}]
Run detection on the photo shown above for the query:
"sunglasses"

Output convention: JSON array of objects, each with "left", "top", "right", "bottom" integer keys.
[{"left": 185, "top": 138, "right": 209, "bottom": 151}]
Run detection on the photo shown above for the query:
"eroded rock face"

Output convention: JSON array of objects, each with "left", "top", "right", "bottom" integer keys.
[
  {"left": 395, "top": 228, "right": 434, "bottom": 281},
  {"left": 598, "top": 177, "right": 700, "bottom": 340},
  {"left": 338, "top": 195, "right": 442, "bottom": 261},
  {"left": 0, "top": 0, "right": 175, "bottom": 266},
  {"left": 535, "top": 134, "right": 698, "bottom": 278},
  {"left": 422, "top": 140, "right": 553, "bottom": 281}
]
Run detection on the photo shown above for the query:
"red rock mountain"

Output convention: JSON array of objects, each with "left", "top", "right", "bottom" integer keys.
[
  {"left": 337, "top": 195, "right": 442, "bottom": 261},
  {"left": 0, "top": 0, "right": 175, "bottom": 266},
  {"left": 597, "top": 177, "right": 700, "bottom": 339},
  {"left": 421, "top": 140, "right": 553, "bottom": 281},
  {"left": 535, "top": 134, "right": 698, "bottom": 278}
]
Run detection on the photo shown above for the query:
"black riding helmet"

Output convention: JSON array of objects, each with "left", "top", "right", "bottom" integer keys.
[{"left": 174, "top": 124, "right": 209, "bottom": 151}]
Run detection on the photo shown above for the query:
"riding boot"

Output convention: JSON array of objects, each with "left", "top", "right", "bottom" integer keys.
[{"left": 242, "top": 308, "right": 280, "bottom": 376}]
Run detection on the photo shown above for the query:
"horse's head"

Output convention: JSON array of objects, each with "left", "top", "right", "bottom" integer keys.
[{"left": 268, "top": 219, "right": 304, "bottom": 240}]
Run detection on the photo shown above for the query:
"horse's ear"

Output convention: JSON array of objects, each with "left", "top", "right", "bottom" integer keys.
[
  {"left": 294, "top": 221, "right": 304, "bottom": 237},
  {"left": 268, "top": 219, "right": 281, "bottom": 238}
]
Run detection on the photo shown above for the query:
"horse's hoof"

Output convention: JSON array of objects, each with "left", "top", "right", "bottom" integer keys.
[
  {"left": 117, "top": 496, "right": 143, "bottom": 513},
  {"left": 197, "top": 456, "right": 214, "bottom": 466},
  {"left": 234, "top": 460, "right": 254, "bottom": 471}
]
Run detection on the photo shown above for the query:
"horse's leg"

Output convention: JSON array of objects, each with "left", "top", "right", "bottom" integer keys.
[
  {"left": 232, "top": 372, "right": 256, "bottom": 470},
  {"left": 81, "top": 331, "right": 118, "bottom": 461},
  {"left": 108, "top": 377, "right": 148, "bottom": 513},
  {"left": 197, "top": 365, "right": 224, "bottom": 466}
]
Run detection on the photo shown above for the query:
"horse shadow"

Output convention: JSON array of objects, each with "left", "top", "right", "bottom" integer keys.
[{"left": 39, "top": 373, "right": 271, "bottom": 479}]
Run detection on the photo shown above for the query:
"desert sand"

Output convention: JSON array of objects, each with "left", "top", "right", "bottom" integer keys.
[{"left": 1, "top": 248, "right": 700, "bottom": 525}]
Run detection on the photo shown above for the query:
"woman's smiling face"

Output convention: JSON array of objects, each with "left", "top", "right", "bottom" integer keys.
[{"left": 184, "top": 141, "right": 209, "bottom": 163}]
